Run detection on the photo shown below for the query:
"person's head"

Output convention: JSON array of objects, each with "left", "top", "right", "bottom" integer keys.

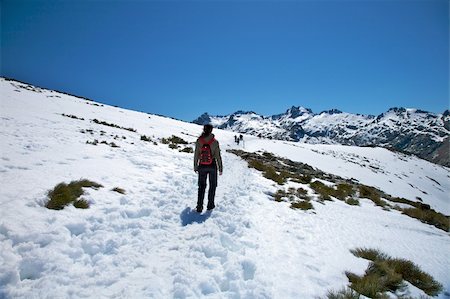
[{"left": 202, "top": 124, "right": 213, "bottom": 137}]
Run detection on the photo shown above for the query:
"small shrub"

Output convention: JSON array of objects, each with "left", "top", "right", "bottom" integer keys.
[
  {"left": 86, "top": 139, "right": 98, "bottom": 145},
  {"left": 162, "top": 135, "right": 188, "bottom": 145},
  {"left": 348, "top": 248, "right": 443, "bottom": 297},
  {"left": 358, "top": 185, "right": 388, "bottom": 207},
  {"left": 310, "top": 180, "right": 334, "bottom": 201},
  {"left": 92, "top": 119, "right": 136, "bottom": 132},
  {"left": 290, "top": 200, "right": 313, "bottom": 210},
  {"left": 335, "top": 183, "right": 355, "bottom": 200},
  {"left": 346, "top": 271, "right": 390, "bottom": 298},
  {"left": 262, "top": 151, "right": 276, "bottom": 160},
  {"left": 169, "top": 143, "right": 178, "bottom": 150},
  {"left": 263, "top": 167, "right": 286, "bottom": 185},
  {"left": 296, "top": 187, "right": 308, "bottom": 196},
  {"left": 110, "top": 142, "right": 119, "bottom": 148},
  {"left": 389, "top": 196, "right": 422, "bottom": 209},
  {"left": 248, "top": 159, "right": 286, "bottom": 185},
  {"left": 292, "top": 174, "right": 312, "bottom": 184},
  {"left": 401, "top": 208, "right": 449, "bottom": 232},
  {"left": 112, "top": 187, "right": 126, "bottom": 194},
  {"left": 46, "top": 179, "right": 102, "bottom": 210},
  {"left": 324, "top": 288, "right": 360, "bottom": 299},
  {"left": 350, "top": 248, "right": 387, "bottom": 261},
  {"left": 180, "top": 147, "right": 193, "bottom": 153},
  {"left": 140, "top": 135, "right": 152, "bottom": 142},
  {"left": 359, "top": 185, "right": 379, "bottom": 200},
  {"left": 386, "top": 258, "right": 443, "bottom": 296},
  {"left": 287, "top": 187, "right": 297, "bottom": 194},
  {"left": 273, "top": 190, "right": 287, "bottom": 202},
  {"left": 62, "top": 113, "right": 84, "bottom": 120},
  {"left": 73, "top": 199, "right": 89, "bottom": 209},
  {"left": 248, "top": 159, "right": 267, "bottom": 172},
  {"left": 346, "top": 198, "right": 360, "bottom": 206}
]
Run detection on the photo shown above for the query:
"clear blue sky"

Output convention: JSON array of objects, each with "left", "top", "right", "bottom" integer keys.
[{"left": 2, "top": 0, "right": 448, "bottom": 121}]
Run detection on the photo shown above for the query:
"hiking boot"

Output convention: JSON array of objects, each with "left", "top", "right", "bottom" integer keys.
[
  {"left": 207, "top": 205, "right": 215, "bottom": 211},
  {"left": 196, "top": 207, "right": 203, "bottom": 213}
]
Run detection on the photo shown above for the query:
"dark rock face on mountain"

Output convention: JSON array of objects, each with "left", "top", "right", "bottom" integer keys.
[
  {"left": 193, "top": 107, "right": 450, "bottom": 167},
  {"left": 192, "top": 113, "right": 212, "bottom": 126}
]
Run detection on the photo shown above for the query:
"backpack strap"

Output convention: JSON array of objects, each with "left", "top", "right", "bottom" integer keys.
[{"left": 199, "top": 137, "right": 215, "bottom": 145}]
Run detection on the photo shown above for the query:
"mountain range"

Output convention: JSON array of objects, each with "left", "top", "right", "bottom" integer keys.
[{"left": 193, "top": 106, "right": 450, "bottom": 167}]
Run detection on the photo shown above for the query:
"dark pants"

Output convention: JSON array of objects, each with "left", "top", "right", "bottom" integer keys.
[{"left": 197, "top": 165, "right": 217, "bottom": 211}]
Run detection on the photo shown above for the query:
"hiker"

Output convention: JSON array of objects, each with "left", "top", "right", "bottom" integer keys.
[
  {"left": 239, "top": 134, "right": 243, "bottom": 141},
  {"left": 194, "top": 124, "right": 223, "bottom": 213}
]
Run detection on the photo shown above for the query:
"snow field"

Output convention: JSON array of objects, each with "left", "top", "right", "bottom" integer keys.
[{"left": 1, "top": 79, "right": 449, "bottom": 298}]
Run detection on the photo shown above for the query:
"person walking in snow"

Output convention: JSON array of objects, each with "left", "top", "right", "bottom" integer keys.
[{"left": 194, "top": 124, "right": 223, "bottom": 213}]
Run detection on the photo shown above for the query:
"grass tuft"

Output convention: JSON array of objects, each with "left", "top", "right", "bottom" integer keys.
[
  {"left": 348, "top": 248, "right": 443, "bottom": 297},
  {"left": 248, "top": 159, "right": 286, "bottom": 185},
  {"left": 401, "top": 207, "right": 449, "bottom": 232},
  {"left": 350, "top": 248, "right": 388, "bottom": 261},
  {"left": 263, "top": 168, "right": 286, "bottom": 185},
  {"left": 73, "top": 199, "right": 89, "bottom": 209},
  {"left": 112, "top": 187, "right": 126, "bottom": 194},
  {"left": 296, "top": 187, "right": 308, "bottom": 199},
  {"left": 290, "top": 200, "right": 314, "bottom": 210},
  {"left": 358, "top": 185, "right": 388, "bottom": 207},
  {"left": 346, "top": 198, "right": 360, "bottom": 206},
  {"left": 162, "top": 135, "right": 188, "bottom": 145},
  {"left": 292, "top": 174, "right": 312, "bottom": 184},
  {"left": 140, "top": 135, "right": 153, "bottom": 142},
  {"left": 335, "top": 183, "right": 355, "bottom": 200},
  {"left": 273, "top": 190, "right": 287, "bottom": 202},
  {"left": 46, "top": 179, "right": 102, "bottom": 210},
  {"left": 310, "top": 180, "right": 334, "bottom": 201},
  {"left": 162, "top": 135, "right": 189, "bottom": 151},
  {"left": 324, "top": 288, "right": 360, "bottom": 299},
  {"left": 180, "top": 147, "right": 193, "bottom": 153},
  {"left": 92, "top": 119, "right": 136, "bottom": 132},
  {"left": 62, "top": 113, "right": 84, "bottom": 120}
]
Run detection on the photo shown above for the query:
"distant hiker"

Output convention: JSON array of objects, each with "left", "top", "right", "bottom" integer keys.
[
  {"left": 194, "top": 124, "right": 223, "bottom": 213},
  {"left": 239, "top": 134, "right": 243, "bottom": 141},
  {"left": 234, "top": 135, "right": 238, "bottom": 143}
]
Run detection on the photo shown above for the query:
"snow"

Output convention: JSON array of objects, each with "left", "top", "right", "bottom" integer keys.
[{"left": 1, "top": 78, "right": 449, "bottom": 298}]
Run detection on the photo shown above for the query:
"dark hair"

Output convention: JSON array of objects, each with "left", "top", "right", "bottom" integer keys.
[{"left": 201, "top": 124, "right": 213, "bottom": 138}]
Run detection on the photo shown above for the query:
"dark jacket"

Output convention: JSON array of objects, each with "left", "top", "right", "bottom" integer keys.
[{"left": 194, "top": 134, "right": 223, "bottom": 172}]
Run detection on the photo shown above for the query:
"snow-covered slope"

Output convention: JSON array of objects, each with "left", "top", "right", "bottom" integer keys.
[
  {"left": 194, "top": 106, "right": 450, "bottom": 167},
  {"left": 1, "top": 78, "right": 449, "bottom": 298}
]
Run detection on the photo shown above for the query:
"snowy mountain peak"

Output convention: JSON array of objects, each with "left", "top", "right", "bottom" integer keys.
[
  {"left": 285, "top": 106, "right": 313, "bottom": 117},
  {"left": 271, "top": 106, "right": 313, "bottom": 120},
  {"left": 232, "top": 110, "right": 257, "bottom": 116},
  {"left": 319, "top": 109, "right": 343, "bottom": 115},
  {"left": 192, "top": 112, "right": 212, "bottom": 125},
  {"left": 194, "top": 106, "right": 450, "bottom": 167}
]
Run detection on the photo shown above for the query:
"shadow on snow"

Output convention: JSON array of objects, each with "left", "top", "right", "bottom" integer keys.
[{"left": 180, "top": 207, "right": 212, "bottom": 226}]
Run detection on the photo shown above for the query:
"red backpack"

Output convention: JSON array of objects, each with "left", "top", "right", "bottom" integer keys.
[{"left": 199, "top": 137, "right": 215, "bottom": 165}]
